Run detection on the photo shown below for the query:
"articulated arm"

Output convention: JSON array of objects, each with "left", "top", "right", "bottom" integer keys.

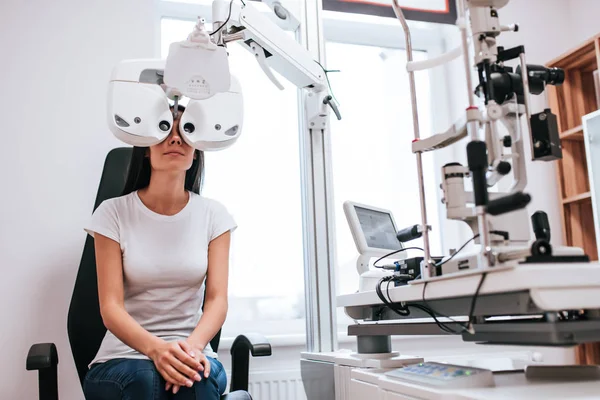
[
  {"left": 212, "top": 0, "right": 341, "bottom": 122},
  {"left": 214, "top": 0, "right": 325, "bottom": 90}
]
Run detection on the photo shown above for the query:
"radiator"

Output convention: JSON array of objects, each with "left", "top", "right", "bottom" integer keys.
[{"left": 245, "top": 369, "right": 307, "bottom": 400}]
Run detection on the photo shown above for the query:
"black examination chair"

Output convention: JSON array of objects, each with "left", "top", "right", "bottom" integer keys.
[{"left": 26, "top": 147, "right": 271, "bottom": 400}]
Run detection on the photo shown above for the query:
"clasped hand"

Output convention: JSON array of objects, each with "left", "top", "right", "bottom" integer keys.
[{"left": 149, "top": 339, "right": 210, "bottom": 394}]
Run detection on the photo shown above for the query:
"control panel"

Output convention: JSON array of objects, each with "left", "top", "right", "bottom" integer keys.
[{"left": 384, "top": 362, "right": 494, "bottom": 389}]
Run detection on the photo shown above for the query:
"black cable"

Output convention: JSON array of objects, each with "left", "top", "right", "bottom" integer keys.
[
  {"left": 386, "top": 279, "right": 410, "bottom": 316},
  {"left": 410, "top": 303, "right": 460, "bottom": 334},
  {"left": 374, "top": 234, "right": 489, "bottom": 336},
  {"left": 314, "top": 60, "right": 340, "bottom": 106},
  {"left": 422, "top": 281, "right": 467, "bottom": 334},
  {"left": 376, "top": 276, "right": 461, "bottom": 333},
  {"left": 372, "top": 247, "right": 425, "bottom": 268},
  {"left": 419, "top": 272, "right": 488, "bottom": 334},
  {"left": 375, "top": 276, "right": 409, "bottom": 316},
  {"left": 435, "top": 234, "right": 480, "bottom": 267},
  {"left": 466, "top": 272, "right": 487, "bottom": 330},
  {"left": 210, "top": 0, "right": 234, "bottom": 36}
]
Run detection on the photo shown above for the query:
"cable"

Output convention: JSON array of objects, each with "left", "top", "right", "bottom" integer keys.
[
  {"left": 210, "top": 0, "right": 234, "bottom": 37},
  {"left": 422, "top": 281, "right": 468, "bottom": 334},
  {"left": 419, "top": 272, "right": 488, "bottom": 334},
  {"left": 372, "top": 247, "right": 424, "bottom": 268},
  {"left": 466, "top": 272, "right": 487, "bottom": 330},
  {"left": 375, "top": 276, "right": 409, "bottom": 316},
  {"left": 375, "top": 276, "right": 460, "bottom": 334},
  {"left": 374, "top": 235, "right": 489, "bottom": 336},
  {"left": 435, "top": 234, "right": 480, "bottom": 267},
  {"left": 314, "top": 60, "right": 340, "bottom": 106}
]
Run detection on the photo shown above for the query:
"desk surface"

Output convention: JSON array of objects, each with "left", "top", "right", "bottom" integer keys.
[
  {"left": 374, "top": 370, "right": 600, "bottom": 399},
  {"left": 337, "top": 263, "right": 600, "bottom": 312}
]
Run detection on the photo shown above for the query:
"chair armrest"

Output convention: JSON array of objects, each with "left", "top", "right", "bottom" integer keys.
[
  {"left": 231, "top": 333, "right": 272, "bottom": 357},
  {"left": 229, "top": 333, "right": 272, "bottom": 392},
  {"left": 26, "top": 343, "right": 59, "bottom": 400},
  {"left": 27, "top": 343, "right": 58, "bottom": 370}
]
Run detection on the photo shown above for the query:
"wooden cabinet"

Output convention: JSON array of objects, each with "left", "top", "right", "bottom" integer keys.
[
  {"left": 547, "top": 36, "right": 600, "bottom": 261},
  {"left": 546, "top": 35, "right": 600, "bottom": 365}
]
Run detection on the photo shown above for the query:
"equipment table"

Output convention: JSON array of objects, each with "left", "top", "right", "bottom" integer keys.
[{"left": 338, "top": 263, "right": 600, "bottom": 349}]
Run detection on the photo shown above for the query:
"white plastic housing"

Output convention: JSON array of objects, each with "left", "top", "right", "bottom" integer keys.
[
  {"left": 164, "top": 43, "right": 231, "bottom": 100},
  {"left": 231, "top": 2, "right": 325, "bottom": 90},
  {"left": 469, "top": 5, "right": 501, "bottom": 37},
  {"left": 179, "top": 76, "right": 243, "bottom": 151},
  {"left": 343, "top": 201, "right": 401, "bottom": 256},
  {"left": 109, "top": 59, "right": 165, "bottom": 81},
  {"left": 107, "top": 81, "right": 173, "bottom": 146}
]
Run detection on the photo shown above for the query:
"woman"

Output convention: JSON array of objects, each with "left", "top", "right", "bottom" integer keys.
[{"left": 83, "top": 105, "right": 236, "bottom": 399}]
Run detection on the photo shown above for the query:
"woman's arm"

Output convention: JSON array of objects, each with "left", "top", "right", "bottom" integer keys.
[
  {"left": 95, "top": 234, "right": 161, "bottom": 355},
  {"left": 95, "top": 233, "right": 202, "bottom": 387},
  {"left": 186, "top": 231, "right": 231, "bottom": 350}
]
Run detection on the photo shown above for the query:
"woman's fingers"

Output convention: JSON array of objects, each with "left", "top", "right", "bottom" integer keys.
[
  {"left": 165, "top": 382, "right": 181, "bottom": 394},
  {"left": 172, "top": 344, "right": 201, "bottom": 370},
  {"left": 164, "top": 364, "right": 193, "bottom": 387},
  {"left": 178, "top": 340, "right": 195, "bottom": 357},
  {"left": 171, "top": 355, "right": 202, "bottom": 381},
  {"left": 157, "top": 365, "right": 183, "bottom": 387},
  {"left": 198, "top": 354, "right": 211, "bottom": 378}
]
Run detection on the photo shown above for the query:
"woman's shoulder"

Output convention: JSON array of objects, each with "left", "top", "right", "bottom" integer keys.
[
  {"left": 95, "top": 192, "right": 137, "bottom": 213},
  {"left": 189, "top": 193, "right": 229, "bottom": 212}
]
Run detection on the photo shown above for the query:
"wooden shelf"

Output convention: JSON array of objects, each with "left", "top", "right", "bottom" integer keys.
[
  {"left": 562, "top": 191, "right": 592, "bottom": 205},
  {"left": 548, "top": 33, "right": 600, "bottom": 367},
  {"left": 560, "top": 125, "right": 584, "bottom": 140}
]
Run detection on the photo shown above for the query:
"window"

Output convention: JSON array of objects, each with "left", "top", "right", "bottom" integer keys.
[
  {"left": 160, "top": 17, "right": 306, "bottom": 339},
  {"left": 159, "top": 2, "right": 448, "bottom": 343},
  {"left": 324, "top": 32, "right": 441, "bottom": 335}
]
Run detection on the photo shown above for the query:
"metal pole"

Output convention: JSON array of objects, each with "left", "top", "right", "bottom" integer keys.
[
  {"left": 519, "top": 53, "right": 536, "bottom": 161},
  {"left": 457, "top": 0, "right": 476, "bottom": 111},
  {"left": 392, "top": 1, "right": 433, "bottom": 278},
  {"left": 476, "top": 205, "right": 493, "bottom": 268},
  {"left": 459, "top": 0, "right": 492, "bottom": 267},
  {"left": 298, "top": 0, "right": 337, "bottom": 353}
]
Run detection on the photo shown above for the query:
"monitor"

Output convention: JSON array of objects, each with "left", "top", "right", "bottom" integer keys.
[{"left": 344, "top": 201, "right": 402, "bottom": 255}]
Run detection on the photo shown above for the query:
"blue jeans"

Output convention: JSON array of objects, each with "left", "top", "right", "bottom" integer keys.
[{"left": 83, "top": 357, "right": 227, "bottom": 400}]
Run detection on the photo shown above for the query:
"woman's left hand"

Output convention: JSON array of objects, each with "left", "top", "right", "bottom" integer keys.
[{"left": 165, "top": 341, "right": 211, "bottom": 393}]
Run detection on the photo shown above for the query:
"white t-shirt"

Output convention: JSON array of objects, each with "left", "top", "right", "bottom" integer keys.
[{"left": 84, "top": 190, "right": 237, "bottom": 366}]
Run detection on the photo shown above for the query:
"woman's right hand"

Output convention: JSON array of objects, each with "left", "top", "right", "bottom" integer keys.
[{"left": 148, "top": 339, "right": 203, "bottom": 388}]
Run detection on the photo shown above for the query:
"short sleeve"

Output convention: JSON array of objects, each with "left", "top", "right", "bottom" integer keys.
[
  {"left": 84, "top": 200, "right": 120, "bottom": 243},
  {"left": 210, "top": 200, "right": 237, "bottom": 241}
]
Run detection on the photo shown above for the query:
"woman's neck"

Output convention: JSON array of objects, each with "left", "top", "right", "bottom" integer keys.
[{"left": 138, "top": 171, "right": 189, "bottom": 215}]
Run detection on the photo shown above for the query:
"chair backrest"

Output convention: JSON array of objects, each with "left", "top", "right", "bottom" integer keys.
[{"left": 67, "top": 147, "right": 221, "bottom": 386}]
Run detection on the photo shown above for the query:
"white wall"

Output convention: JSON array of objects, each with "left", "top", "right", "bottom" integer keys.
[
  {"left": 567, "top": 0, "right": 600, "bottom": 46},
  {"left": 0, "top": 0, "right": 155, "bottom": 398}
]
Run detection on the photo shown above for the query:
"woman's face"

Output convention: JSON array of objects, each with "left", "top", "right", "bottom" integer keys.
[{"left": 147, "top": 114, "right": 195, "bottom": 172}]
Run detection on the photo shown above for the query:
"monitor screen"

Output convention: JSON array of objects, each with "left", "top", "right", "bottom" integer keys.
[{"left": 355, "top": 206, "right": 400, "bottom": 250}]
